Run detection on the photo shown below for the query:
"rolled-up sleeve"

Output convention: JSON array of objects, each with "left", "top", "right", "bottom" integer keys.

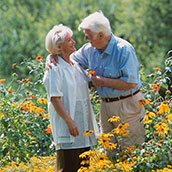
[
  {"left": 44, "top": 66, "right": 63, "bottom": 98},
  {"left": 119, "top": 46, "right": 139, "bottom": 84}
]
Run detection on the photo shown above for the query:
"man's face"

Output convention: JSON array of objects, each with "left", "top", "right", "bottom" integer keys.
[
  {"left": 84, "top": 29, "right": 102, "bottom": 49},
  {"left": 60, "top": 33, "right": 76, "bottom": 56}
]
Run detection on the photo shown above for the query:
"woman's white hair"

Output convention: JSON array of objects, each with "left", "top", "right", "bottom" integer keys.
[
  {"left": 45, "top": 24, "right": 73, "bottom": 55},
  {"left": 78, "top": 11, "right": 111, "bottom": 36}
]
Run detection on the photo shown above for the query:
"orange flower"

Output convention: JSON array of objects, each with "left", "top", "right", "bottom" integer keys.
[
  {"left": 29, "top": 94, "right": 36, "bottom": 98},
  {"left": 153, "top": 67, "right": 162, "bottom": 71},
  {"left": 152, "top": 84, "right": 160, "bottom": 91},
  {"left": 0, "top": 79, "right": 6, "bottom": 83},
  {"left": 21, "top": 78, "right": 29, "bottom": 82},
  {"left": 12, "top": 64, "right": 15, "bottom": 69},
  {"left": 89, "top": 93, "right": 93, "bottom": 98},
  {"left": 27, "top": 132, "right": 31, "bottom": 135},
  {"left": 21, "top": 106, "right": 29, "bottom": 111},
  {"left": 7, "top": 90, "right": 14, "bottom": 94},
  {"left": 26, "top": 81, "right": 32, "bottom": 85},
  {"left": 158, "top": 140, "right": 164, "bottom": 143},
  {"left": 43, "top": 125, "right": 51, "bottom": 134},
  {"left": 97, "top": 97, "right": 101, "bottom": 102},
  {"left": 153, "top": 132, "right": 159, "bottom": 135},
  {"left": 87, "top": 70, "right": 96, "bottom": 76},
  {"left": 36, "top": 56, "right": 43, "bottom": 61}
]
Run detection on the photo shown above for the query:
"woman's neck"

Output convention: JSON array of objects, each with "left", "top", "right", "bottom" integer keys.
[{"left": 61, "top": 55, "right": 73, "bottom": 65}]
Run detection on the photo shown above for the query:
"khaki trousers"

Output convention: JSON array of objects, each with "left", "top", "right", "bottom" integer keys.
[
  {"left": 55, "top": 147, "right": 90, "bottom": 172},
  {"left": 100, "top": 92, "right": 145, "bottom": 148}
]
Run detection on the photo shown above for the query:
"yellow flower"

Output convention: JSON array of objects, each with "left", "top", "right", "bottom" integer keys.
[
  {"left": 112, "top": 123, "right": 130, "bottom": 136},
  {"left": 79, "top": 150, "right": 99, "bottom": 159},
  {"left": 154, "top": 122, "right": 170, "bottom": 136},
  {"left": 105, "top": 142, "right": 117, "bottom": 150},
  {"left": 98, "top": 133, "right": 114, "bottom": 148},
  {"left": 37, "top": 98, "right": 48, "bottom": 104},
  {"left": 108, "top": 116, "right": 120, "bottom": 123},
  {"left": 12, "top": 73, "right": 18, "bottom": 76},
  {"left": 158, "top": 103, "right": 170, "bottom": 114},
  {"left": 147, "top": 112, "right": 156, "bottom": 118},
  {"left": 165, "top": 90, "right": 171, "bottom": 94},
  {"left": 136, "top": 99, "right": 150, "bottom": 109},
  {"left": 148, "top": 139, "right": 154, "bottom": 143},
  {"left": 78, "top": 167, "right": 89, "bottom": 172},
  {"left": 44, "top": 113, "right": 49, "bottom": 119},
  {"left": 167, "top": 114, "right": 172, "bottom": 121},
  {"left": 26, "top": 91, "right": 30, "bottom": 94},
  {"left": 161, "top": 113, "right": 172, "bottom": 123},
  {"left": 143, "top": 112, "right": 155, "bottom": 124},
  {"left": 115, "top": 161, "right": 134, "bottom": 171},
  {"left": 83, "top": 130, "right": 94, "bottom": 137}
]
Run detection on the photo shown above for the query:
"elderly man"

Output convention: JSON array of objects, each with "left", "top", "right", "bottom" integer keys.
[{"left": 47, "top": 11, "right": 145, "bottom": 149}]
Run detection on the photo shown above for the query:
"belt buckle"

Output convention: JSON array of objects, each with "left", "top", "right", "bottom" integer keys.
[{"left": 107, "top": 98, "right": 110, "bottom": 102}]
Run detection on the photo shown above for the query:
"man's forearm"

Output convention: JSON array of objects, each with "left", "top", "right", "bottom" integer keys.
[{"left": 91, "top": 76, "right": 137, "bottom": 90}]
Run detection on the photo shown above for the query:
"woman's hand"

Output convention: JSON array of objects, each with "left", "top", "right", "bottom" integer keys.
[{"left": 66, "top": 119, "right": 79, "bottom": 137}]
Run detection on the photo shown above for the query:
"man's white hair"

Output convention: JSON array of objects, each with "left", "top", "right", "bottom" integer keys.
[
  {"left": 78, "top": 11, "right": 111, "bottom": 36},
  {"left": 45, "top": 24, "right": 73, "bottom": 55}
]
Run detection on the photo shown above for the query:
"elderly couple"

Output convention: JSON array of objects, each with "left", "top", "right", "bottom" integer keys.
[{"left": 43, "top": 11, "right": 145, "bottom": 172}]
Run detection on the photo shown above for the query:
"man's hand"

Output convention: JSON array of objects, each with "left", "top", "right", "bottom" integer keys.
[
  {"left": 91, "top": 75, "right": 104, "bottom": 87},
  {"left": 46, "top": 54, "right": 58, "bottom": 70},
  {"left": 91, "top": 75, "right": 137, "bottom": 90}
]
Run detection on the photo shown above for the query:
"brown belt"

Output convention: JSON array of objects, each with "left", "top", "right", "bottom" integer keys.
[{"left": 102, "top": 89, "right": 140, "bottom": 103}]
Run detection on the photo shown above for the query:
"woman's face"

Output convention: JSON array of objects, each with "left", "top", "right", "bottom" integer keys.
[{"left": 60, "top": 33, "right": 76, "bottom": 57}]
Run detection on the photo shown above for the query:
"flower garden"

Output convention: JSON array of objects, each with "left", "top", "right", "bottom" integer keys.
[{"left": 0, "top": 54, "right": 172, "bottom": 172}]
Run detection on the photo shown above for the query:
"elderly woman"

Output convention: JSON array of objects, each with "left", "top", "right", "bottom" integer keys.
[{"left": 43, "top": 24, "right": 98, "bottom": 172}]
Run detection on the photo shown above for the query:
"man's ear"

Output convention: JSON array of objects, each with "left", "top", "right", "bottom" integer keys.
[
  {"left": 98, "top": 32, "right": 104, "bottom": 40},
  {"left": 58, "top": 44, "right": 61, "bottom": 49}
]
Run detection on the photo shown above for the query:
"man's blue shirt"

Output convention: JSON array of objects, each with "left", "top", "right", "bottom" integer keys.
[{"left": 71, "top": 34, "right": 141, "bottom": 98}]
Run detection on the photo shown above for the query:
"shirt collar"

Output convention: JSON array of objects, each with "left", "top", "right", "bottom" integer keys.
[
  {"left": 103, "top": 34, "right": 116, "bottom": 55},
  {"left": 58, "top": 56, "right": 71, "bottom": 68}
]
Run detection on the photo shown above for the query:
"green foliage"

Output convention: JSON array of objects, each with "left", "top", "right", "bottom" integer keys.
[
  {"left": 4, "top": 0, "right": 172, "bottom": 76},
  {"left": 118, "top": 0, "right": 172, "bottom": 72},
  {"left": 0, "top": 57, "right": 54, "bottom": 166},
  {"left": 0, "top": 0, "right": 122, "bottom": 77}
]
